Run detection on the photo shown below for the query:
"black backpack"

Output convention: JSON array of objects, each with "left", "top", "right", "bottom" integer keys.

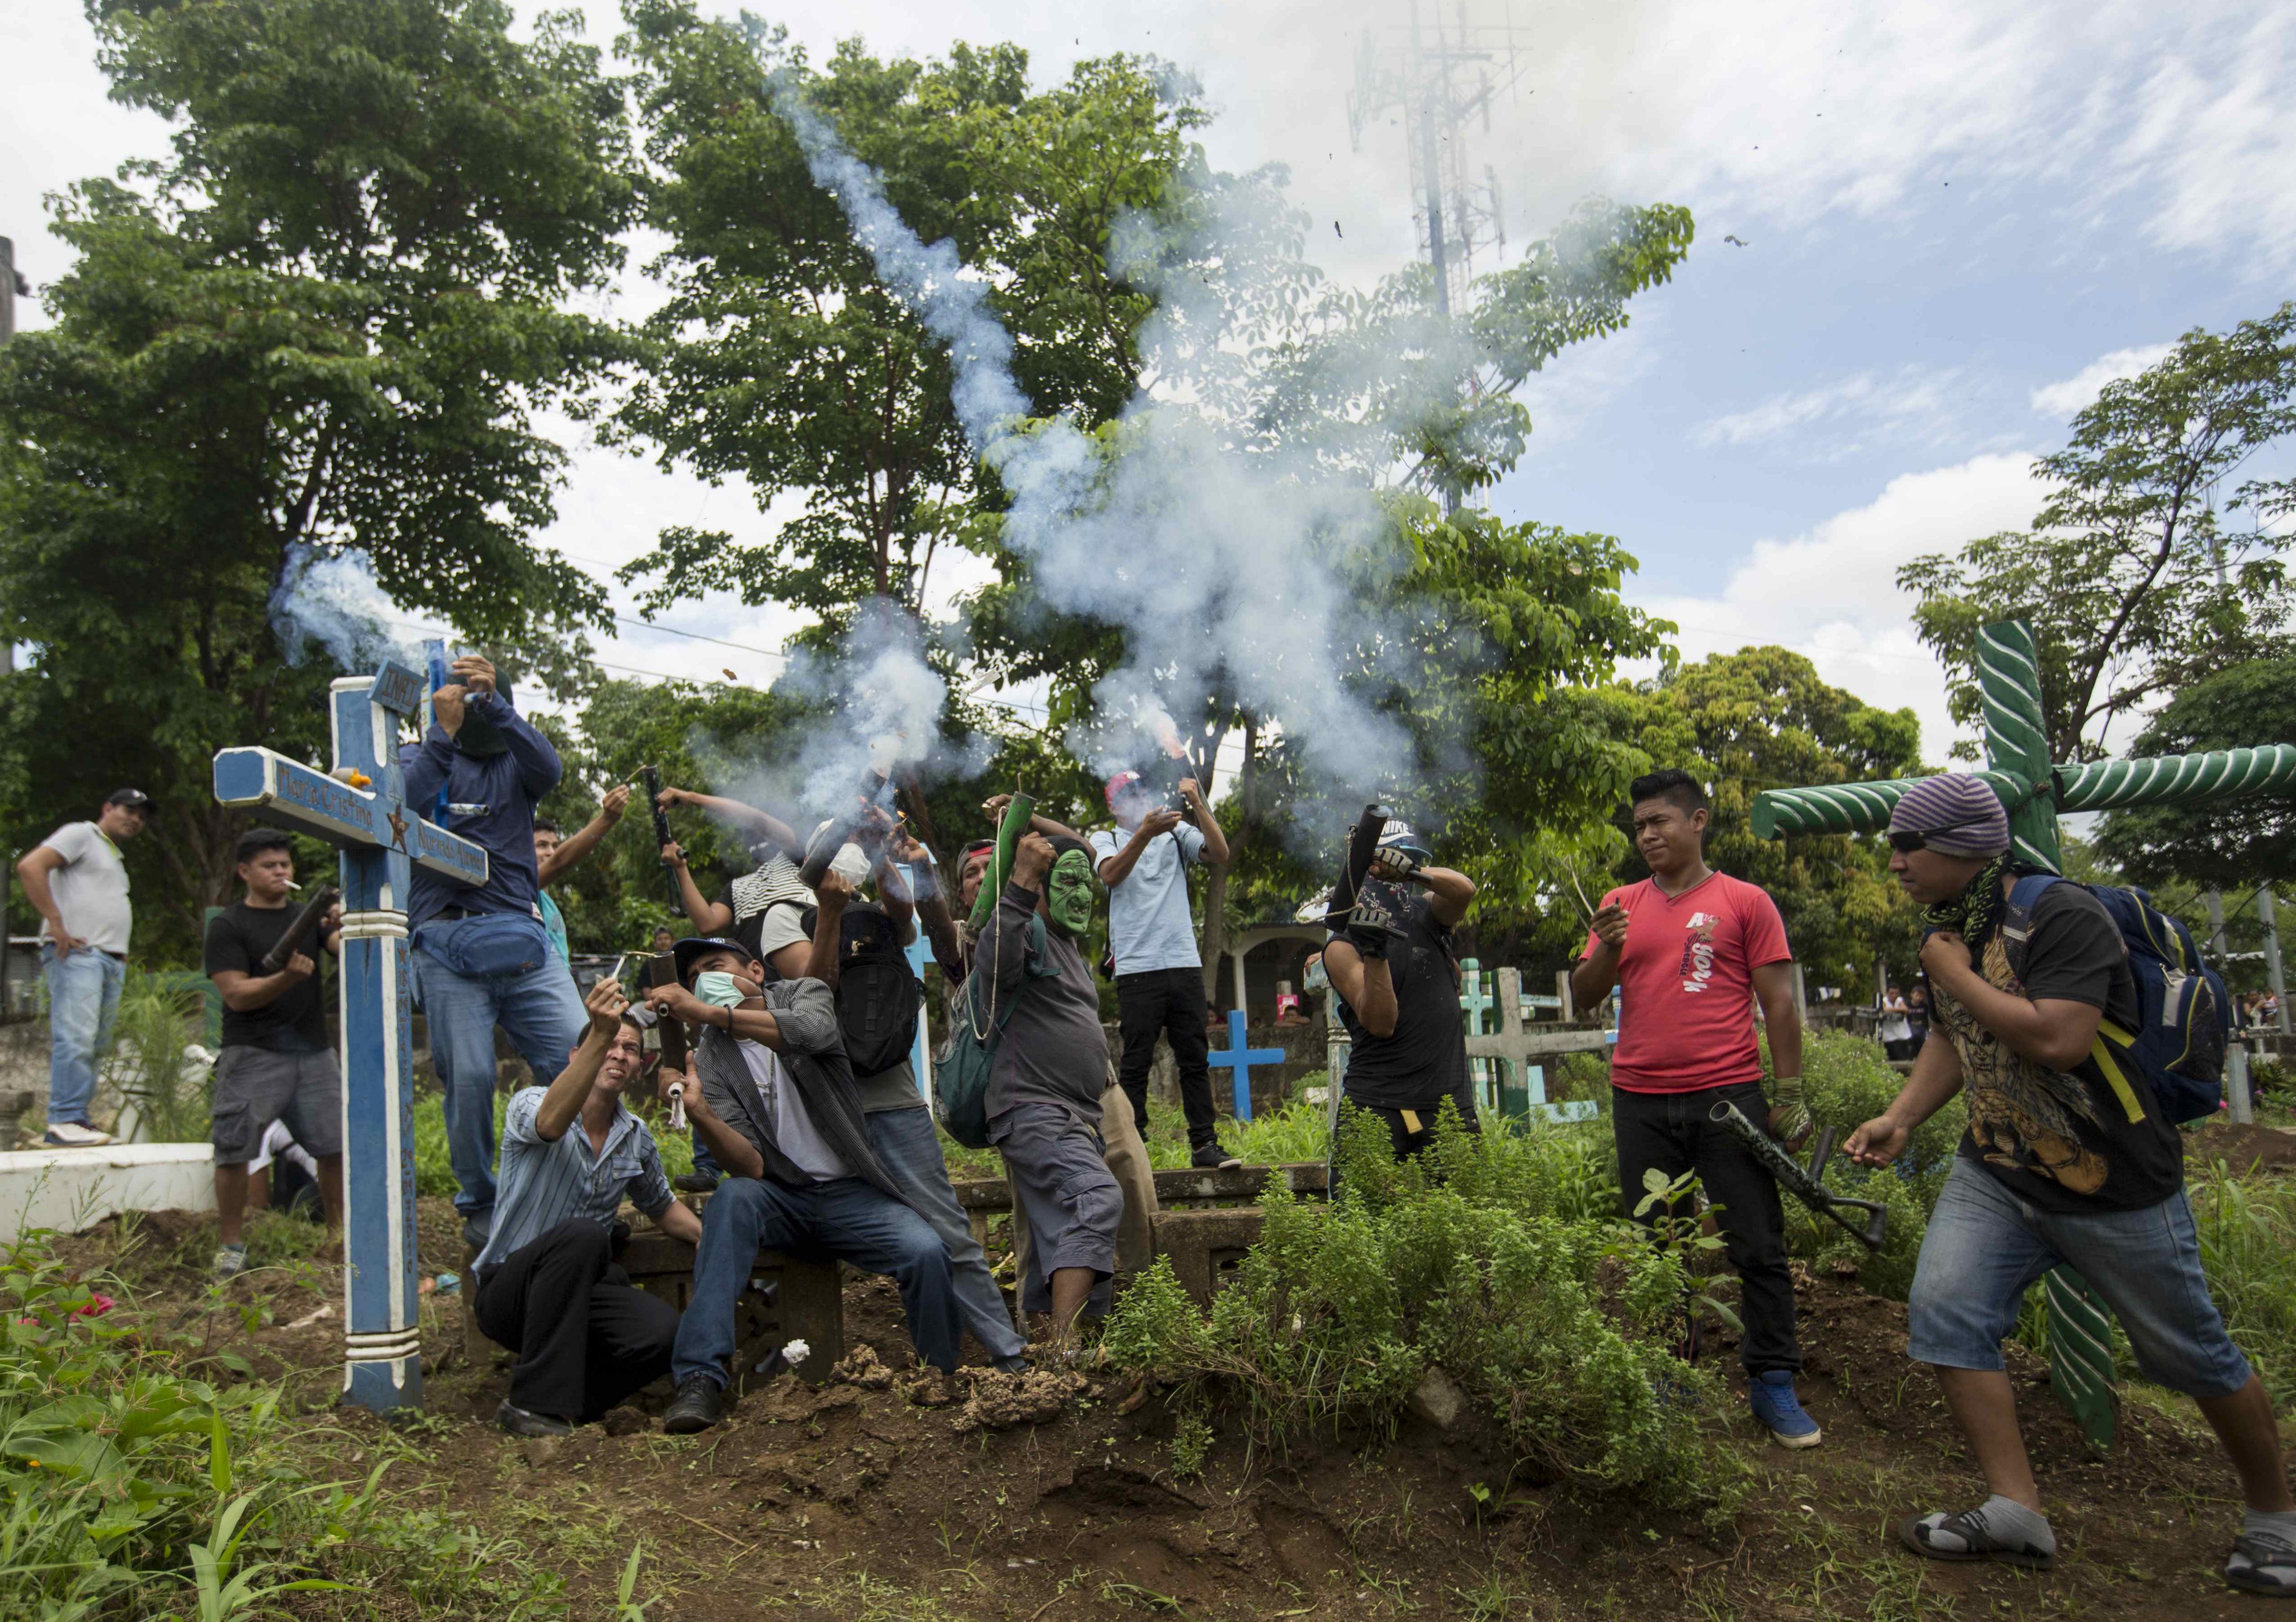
[{"left": 801, "top": 902, "right": 922, "bottom": 1078}]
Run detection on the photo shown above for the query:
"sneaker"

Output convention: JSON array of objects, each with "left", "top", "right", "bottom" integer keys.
[
  {"left": 1748, "top": 1369, "right": 1822, "bottom": 1448},
  {"left": 495, "top": 1400, "right": 573, "bottom": 1438},
  {"left": 1190, "top": 1143, "right": 1244, "bottom": 1171},
  {"left": 661, "top": 1374, "right": 724, "bottom": 1435},
  {"left": 2226, "top": 1528, "right": 2296, "bottom": 1594},
  {"left": 43, "top": 1121, "right": 113, "bottom": 1148},
  {"left": 460, "top": 1211, "right": 493, "bottom": 1252},
  {"left": 212, "top": 1243, "right": 248, "bottom": 1280},
  {"left": 673, "top": 1171, "right": 720, "bottom": 1194}
]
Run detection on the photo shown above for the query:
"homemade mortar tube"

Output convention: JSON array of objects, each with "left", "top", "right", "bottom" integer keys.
[
  {"left": 967, "top": 790, "right": 1035, "bottom": 929},
  {"left": 1706, "top": 1098, "right": 1887, "bottom": 1251}
]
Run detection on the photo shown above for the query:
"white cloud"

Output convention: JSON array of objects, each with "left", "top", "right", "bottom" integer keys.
[
  {"left": 2029, "top": 342, "right": 2175, "bottom": 417},
  {"left": 1632, "top": 453, "right": 2047, "bottom": 761},
  {"left": 1693, "top": 366, "right": 1964, "bottom": 455}
]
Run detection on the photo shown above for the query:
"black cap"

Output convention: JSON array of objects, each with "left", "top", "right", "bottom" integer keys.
[
  {"left": 106, "top": 788, "right": 152, "bottom": 808},
  {"left": 671, "top": 935, "right": 752, "bottom": 986}
]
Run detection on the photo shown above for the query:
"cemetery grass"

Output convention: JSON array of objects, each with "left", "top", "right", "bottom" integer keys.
[{"left": 26, "top": 1151, "right": 2296, "bottom": 1615}]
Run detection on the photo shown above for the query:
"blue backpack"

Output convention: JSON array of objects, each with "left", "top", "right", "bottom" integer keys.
[{"left": 2001, "top": 875, "right": 2230, "bottom": 1123}]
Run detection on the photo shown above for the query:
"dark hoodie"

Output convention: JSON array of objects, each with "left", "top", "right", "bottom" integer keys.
[{"left": 399, "top": 685, "right": 561, "bottom": 930}]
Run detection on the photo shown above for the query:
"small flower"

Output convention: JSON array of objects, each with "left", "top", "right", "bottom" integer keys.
[{"left": 782, "top": 1338, "right": 810, "bottom": 1364}]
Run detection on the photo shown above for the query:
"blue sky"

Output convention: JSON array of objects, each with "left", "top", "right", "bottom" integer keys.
[{"left": 6, "top": 0, "right": 2292, "bottom": 764}]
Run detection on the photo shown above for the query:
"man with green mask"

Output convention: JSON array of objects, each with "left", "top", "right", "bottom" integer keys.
[{"left": 980, "top": 832, "right": 1124, "bottom": 1347}]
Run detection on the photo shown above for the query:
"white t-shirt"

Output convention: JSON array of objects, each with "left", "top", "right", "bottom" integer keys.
[
  {"left": 1089, "top": 821, "right": 1206, "bottom": 975},
  {"left": 38, "top": 822, "right": 133, "bottom": 954}
]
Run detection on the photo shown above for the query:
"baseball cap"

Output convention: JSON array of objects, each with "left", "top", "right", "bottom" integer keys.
[
  {"left": 1104, "top": 771, "right": 1145, "bottom": 809},
  {"left": 1375, "top": 817, "right": 1432, "bottom": 862},
  {"left": 107, "top": 788, "right": 152, "bottom": 809},
  {"left": 671, "top": 935, "right": 752, "bottom": 985}
]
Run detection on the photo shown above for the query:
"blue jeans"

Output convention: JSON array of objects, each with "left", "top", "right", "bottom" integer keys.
[
  {"left": 1908, "top": 1156, "right": 2253, "bottom": 1397},
  {"left": 412, "top": 918, "right": 585, "bottom": 1217},
  {"left": 671, "top": 1175, "right": 960, "bottom": 1385},
  {"left": 41, "top": 943, "right": 124, "bottom": 1126},
  {"left": 867, "top": 1106, "right": 1025, "bottom": 1365}
]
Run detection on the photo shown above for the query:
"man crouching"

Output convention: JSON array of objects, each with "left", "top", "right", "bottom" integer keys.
[
  {"left": 473, "top": 976, "right": 700, "bottom": 1436},
  {"left": 650, "top": 937, "right": 960, "bottom": 1433}
]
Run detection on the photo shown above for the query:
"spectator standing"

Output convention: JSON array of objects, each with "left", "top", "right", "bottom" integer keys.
[
  {"left": 1091, "top": 772, "right": 1239, "bottom": 1171},
  {"left": 1906, "top": 983, "right": 1930, "bottom": 1054},
  {"left": 203, "top": 829, "right": 346, "bottom": 1278},
  {"left": 401, "top": 656, "right": 586, "bottom": 1250},
  {"left": 16, "top": 788, "right": 150, "bottom": 1146},
  {"left": 1569, "top": 768, "right": 1819, "bottom": 1450},
  {"left": 1880, "top": 985, "right": 1914, "bottom": 1060}
]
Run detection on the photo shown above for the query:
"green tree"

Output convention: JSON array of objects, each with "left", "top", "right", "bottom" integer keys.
[
  {"left": 610, "top": 3, "right": 1201, "bottom": 631},
  {"left": 1898, "top": 304, "right": 2296, "bottom": 763},
  {"left": 1605, "top": 648, "right": 1925, "bottom": 994},
  {"left": 0, "top": 0, "right": 638, "bottom": 957},
  {"left": 2094, "top": 655, "right": 2296, "bottom": 892}
]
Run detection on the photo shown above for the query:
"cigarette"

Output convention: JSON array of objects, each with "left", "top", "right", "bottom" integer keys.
[{"left": 284, "top": 880, "right": 304, "bottom": 893}]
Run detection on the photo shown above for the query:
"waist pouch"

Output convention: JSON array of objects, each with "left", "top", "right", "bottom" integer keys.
[{"left": 415, "top": 911, "right": 550, "bottom": 979}]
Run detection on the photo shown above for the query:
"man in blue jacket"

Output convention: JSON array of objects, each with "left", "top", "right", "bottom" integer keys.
[{"left": 402, "top": 654, "right": 587, "bottom": 1249}]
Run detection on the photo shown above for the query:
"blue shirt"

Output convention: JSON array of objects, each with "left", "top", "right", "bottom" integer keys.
[
  {"left": 473, "top": 1086, "right": 675, "bottom": 1273},
  {"left": 539, "top": 891, "right": 569, "bottom": 965},
  {"left": 399, "top": 689, "right": 562, "bottom": 930},
  {"left": 1089, "top": 821, "right": 1206, "bottom": 974}
]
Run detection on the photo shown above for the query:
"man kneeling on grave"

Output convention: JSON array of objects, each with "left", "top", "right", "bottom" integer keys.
[
  {"left": 472, "top": 977, "right": 700, "bottom": 1438},
  {"left": 651, "top": 936, "right": 961, "bottom": 1433}
]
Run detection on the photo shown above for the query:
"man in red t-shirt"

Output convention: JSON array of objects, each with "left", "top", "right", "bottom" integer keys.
[{"left": 1570, "top": 769, "right": 1818, "bottom": 1447}]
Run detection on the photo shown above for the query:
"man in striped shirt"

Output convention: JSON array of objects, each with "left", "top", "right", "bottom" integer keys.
[{"left": 472, "top": 976, "right": 703, "bottom": 1436}]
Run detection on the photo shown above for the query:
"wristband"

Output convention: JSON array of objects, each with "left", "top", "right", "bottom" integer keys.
[{"left": 1771, "top": 1073, "right": 1803, "bottom": 1105}]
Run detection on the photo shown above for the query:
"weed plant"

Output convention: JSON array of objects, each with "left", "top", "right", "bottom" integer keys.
[
  {"left": 1103, "top": 1102, "right": 1748, "bottom": 1522},
  {"left": 0, "top": 1228, "right": 573, "bottom": 1619},
  {"left": 102, "top": 972, "right": 210, "bottom": 1143}
]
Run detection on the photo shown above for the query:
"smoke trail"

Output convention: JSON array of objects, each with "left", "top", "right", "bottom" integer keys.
[
  {"left": 765, "top": 75, "right": 1427, "bottom": 839},
  {"left": 270, "top": 543, "right": 423, "bottom": 673}
]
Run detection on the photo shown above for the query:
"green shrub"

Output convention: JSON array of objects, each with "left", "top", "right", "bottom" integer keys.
[
  {"left": 2190, "top": 1160, "right": 2296, "bottom": 1407},
  {"left": 1103, "top": 1105, "right": 1746, "bottom": 1522},
  {"left": 0, "top": 1229, "right": 571, "bottom": 1619}
]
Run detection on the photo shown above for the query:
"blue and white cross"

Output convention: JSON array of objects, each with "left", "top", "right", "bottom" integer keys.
[
  {"left": 213, "top": 661, "right": 488, "bottom": 1414},
  {"left": 1208, "top": 1008, "right": 1285, "bottom": 1124}
]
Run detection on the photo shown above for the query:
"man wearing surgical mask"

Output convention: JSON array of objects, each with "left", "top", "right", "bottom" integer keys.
[
  {"left": 981, "top": 832, "right": 1125, "bottom": 1349},
  {"left": 648, "top": 936, "right": 959, "bottom": 1433}
]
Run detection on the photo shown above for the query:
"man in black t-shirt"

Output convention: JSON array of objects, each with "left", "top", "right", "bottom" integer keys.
[
  {"left": 1319, "top": 819, "right": 1479, "bottom": 1160},
  {"left": 1847, "top": 775, "right": 2294, "bottom": 1597},
  {"left": 202, "top": 829, "right": 345, "bottom": 1278}
]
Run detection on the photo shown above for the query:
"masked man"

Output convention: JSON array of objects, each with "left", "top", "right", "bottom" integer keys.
[
  {"left": 1319, "top": 819, "right": 1480, "bottom": 1160},
  {"left": 1847, "top": 774, "right": 2293, "bottom": 1592},
  {"left": 980, "top": 832, "right": 1125, "bottom": 1347},
  {"left": 651, "top": 938, "right": 959, "bottom": 1433},
  {"left": 402, "top": 655, "right": 586, "bottom": 1250}
]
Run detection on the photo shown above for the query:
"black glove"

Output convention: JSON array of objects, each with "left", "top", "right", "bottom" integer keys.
[{"left": 1347, "top": 887, "right": 1404, "bottom": 960}]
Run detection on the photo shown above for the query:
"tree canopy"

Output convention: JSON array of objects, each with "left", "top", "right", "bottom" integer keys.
[
  {"left": 1899, "top": 304, "right": 2296, "bottom": 763},
  {"left": 0, "top": 0, "right": 639, "bottom": 949}
]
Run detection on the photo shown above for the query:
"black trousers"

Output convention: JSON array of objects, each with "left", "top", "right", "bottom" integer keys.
[
  {"left": 1116, "top": 968, "right": 1217, "bottom": 1147},
  {"left": 474, "top": 1219, "right": 680, "bottom": 1423},
  {"left": 1609, "top": 1081, "right": 1802, "bottom": 1376},
  {"left": 1358, "top": 1074, "right": 1482, "bottom": 1160}
]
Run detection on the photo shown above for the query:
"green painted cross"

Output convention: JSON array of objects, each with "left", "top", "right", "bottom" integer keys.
[{"left": 1752, "top": 617, "right": 2296, "bottom": 1447}]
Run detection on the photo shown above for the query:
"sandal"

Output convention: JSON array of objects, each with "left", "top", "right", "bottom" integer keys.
[
  {"left": 1896, "top": 1509, "right": 2054, "bottom": 1570},
  {"left": 2226, "top": 1532, "right": 2296, "bottom": 1595}
]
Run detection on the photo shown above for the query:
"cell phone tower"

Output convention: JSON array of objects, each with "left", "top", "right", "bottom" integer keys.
[{"left": 1346, "top": 2, "right": 1531, "bottom": 315}]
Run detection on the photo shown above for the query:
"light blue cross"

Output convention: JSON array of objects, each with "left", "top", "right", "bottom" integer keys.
[
  {"left": 214, "top": 661, "right": 488, "bottom": 1414},
  {"left": 1207, "top": 1008, "right": 1285, "bottom": 1123}
]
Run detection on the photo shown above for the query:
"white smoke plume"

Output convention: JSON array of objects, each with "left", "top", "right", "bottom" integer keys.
[
  {"left": 765, "top": 75, "right": 1438, "bottom": 847},
  {"left": 269, "top": 544, "right": 424, "bottom": 674}
]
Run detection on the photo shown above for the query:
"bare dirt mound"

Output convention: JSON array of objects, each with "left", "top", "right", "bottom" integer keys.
[{"left": 2188, "top": 1120, "right": 2296, "bottom": 1173}]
